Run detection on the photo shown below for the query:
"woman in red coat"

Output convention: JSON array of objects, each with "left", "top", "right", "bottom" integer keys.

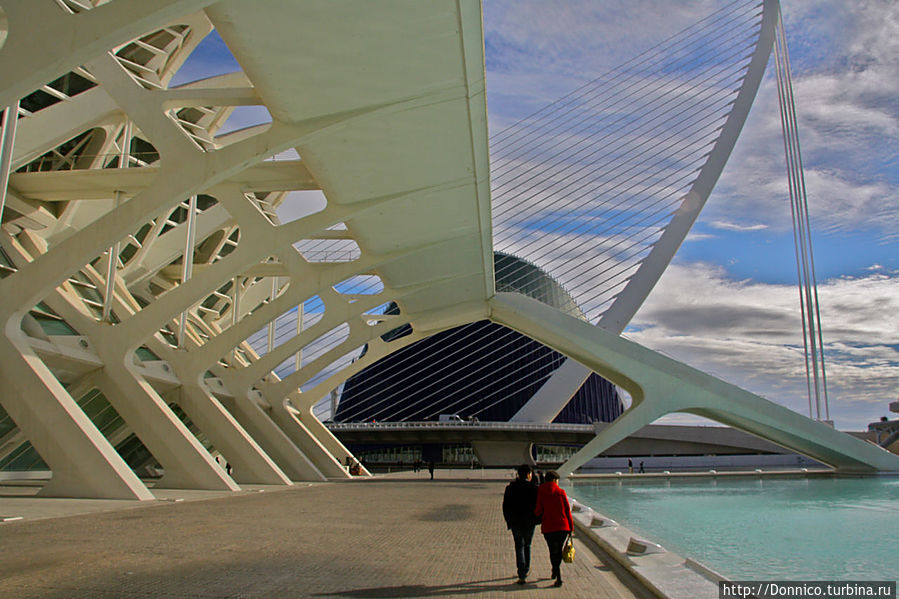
[{"left": 533, "top": 471, "right": 573, "bottom": 587}]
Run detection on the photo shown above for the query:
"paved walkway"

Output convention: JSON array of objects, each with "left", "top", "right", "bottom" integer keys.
[{"left": 0, "top": 470, "right": 646, "bottom": 599}]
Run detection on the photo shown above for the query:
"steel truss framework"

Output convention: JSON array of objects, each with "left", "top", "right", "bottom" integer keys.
[{"left": 0, "top": 0, "right": 895, "bottom": 500}]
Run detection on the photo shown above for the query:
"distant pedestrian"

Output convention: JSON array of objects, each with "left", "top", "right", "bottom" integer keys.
[
  {"left": 503, "top": 465, "right": 539, "bottom": 585},
  {"left": 428, "top": 461, "right": 435, "bottom": 480},
  {"left": 532, "top": 469, "right": 543, "bottom": 486},
  {"left": 639, "top": 461, "right": 645, "bottom": 474},
  {"left": 534, "top": 471, "right": 573, "bottom": 587},
  {"left": 627, "top": 458, "right": 633, "bottom": 474}
]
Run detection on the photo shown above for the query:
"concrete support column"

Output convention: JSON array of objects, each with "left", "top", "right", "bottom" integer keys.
[
  {"left": 178, "top": 382, "right": 293, "bottom": 485},
  {"left": 0, "top": 335, "right": 153, "bottom": 499},
  {"left": 267, "top": 398, "right": 350, "bottom": 479},
  {"left": 91, "top": 364, "right": 237, "bottom": 491},
  {"left": 471, "top": 441, "right": 534, "bottom": 468},
  {"left": 0, "top": 102, "right": 20, "bottom": 221},
  {"left": 217, "top": 393, "right": 325, "bottom": 482},
  {"left": 558, "top": 403, "right": 663, "bottom": 477}
]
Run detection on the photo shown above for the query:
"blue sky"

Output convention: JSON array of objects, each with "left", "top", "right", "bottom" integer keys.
[
  {"left": 484, "top": 0, "right": 898, "bottom": 429},
  {"left": 180, "top": 1, "right": 897, "bottom": 430}
]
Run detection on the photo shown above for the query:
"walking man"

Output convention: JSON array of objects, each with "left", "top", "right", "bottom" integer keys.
[{"left": 503, "top": 464, "right": 539, "bottom": 585}]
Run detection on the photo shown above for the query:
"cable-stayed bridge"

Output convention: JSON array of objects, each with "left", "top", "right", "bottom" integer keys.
[{"left": 0, "top": 0, "right": 896, "bottom": 501}]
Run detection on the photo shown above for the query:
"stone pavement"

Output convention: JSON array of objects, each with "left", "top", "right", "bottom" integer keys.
[{"left": 0, "top": 470, "right": 649, "bottom": 598}]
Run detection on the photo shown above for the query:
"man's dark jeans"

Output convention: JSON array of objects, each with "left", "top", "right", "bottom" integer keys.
[{"left": 510, "top": 525, "right": 535, "bottom": 579}]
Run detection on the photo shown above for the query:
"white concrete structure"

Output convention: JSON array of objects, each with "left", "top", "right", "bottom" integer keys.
[{"left": 0, "top": 0, "right": 896, "bottom": 500}]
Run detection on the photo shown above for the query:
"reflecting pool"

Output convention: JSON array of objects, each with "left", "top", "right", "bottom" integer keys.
[{"left": 568, "top": 476, "right": 899, "bottom": 581}]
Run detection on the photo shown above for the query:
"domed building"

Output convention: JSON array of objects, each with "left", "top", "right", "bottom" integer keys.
[{"left": 335, "top": 253, "right": 623, "bottom": 424}]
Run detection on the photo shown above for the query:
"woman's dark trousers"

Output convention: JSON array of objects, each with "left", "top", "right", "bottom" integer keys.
[
  {"left": 511, "top": 525, "right": 535, "bottom": 578},
  {"left": 543, "top": 530, "right": 569, "bottom": 579}
]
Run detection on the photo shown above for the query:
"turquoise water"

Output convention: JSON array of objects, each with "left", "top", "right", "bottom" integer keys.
[{"left": 568, "top": 476, "right": 899, "bottom": 581}]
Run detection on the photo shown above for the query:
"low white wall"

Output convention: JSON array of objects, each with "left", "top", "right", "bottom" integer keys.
[{"left": 582, "top": 453, "right": 824, "bottom": 473}]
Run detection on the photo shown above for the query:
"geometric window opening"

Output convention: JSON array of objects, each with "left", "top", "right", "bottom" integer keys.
[
  {"left": 0, "top": 439, "right": 48, "bottom": 472},
  {"left": 214, "top": 227, "right": 241, "bottom": 261},
  {"left": 272, "top": 354, "right": 299, "bottom": 381},
  {"left": 334, "top": 275, "right": 383, "bottom": 296},
  {"left": 159, "top": 194, "right": 219, "bottom": 236},
  {"left": 277, "top": 190, "right": 327, "bottom": 224},
  {"left": 196, "top": 278, "right": 235, "bottom": 328},
  {"left": 301, "top": 295, "right": 325, "bottom": 329},
  {"left": 265, "top": 147, "right": 301, "bottom": 162},
  {"left": 115, "top": 25, "right": 191, "bottom": 91},
  {"left": 268, "top": 306, "right": 303, "bottom": 351},
  {"left": 27, "top": 303, "right": 80, "bottom": 336},
  {"left": 64, "top": 268, "right": 106, "bottom": 322},
  {"left": 382, "top": 322, "right": 413, "bottom": 344},
  {"left": 216, "top": 105, "right": 273, "bottom": 137},
  {"left": 295, "top": 236, "right": 360, "bottom": 263},
  {"left": 241, "top": 276, "right": 290, "bottom": 351},
  {"left": 19, "top": 70, "right": 97, "bottom": 116},
  {"left": 298, "top": 322, "right": 350, "bottom": 371},
  {"left": 168, "top": 402, "right": 216, "bottom": 455},
  {"left": 301, "top": 348, "right": 362, "bottom": 393},
  {"left": 16, "top": 128, "right": 103, "bottom": 173},
  {"left": 169, "top": 29, "right": 240, "bottom": 88},
  {"left": 245, "top": 191, "right": 281, "bottom": 227},
  {"left": 263, "top": 293, "right": 327, "bottom": 352},
  {"left": 55, "top": 1, "right": 96, "bottom": 14}
]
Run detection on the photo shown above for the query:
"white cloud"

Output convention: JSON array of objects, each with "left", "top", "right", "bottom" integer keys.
[
  {"left": 708, "top": 221, "right": 768, "bottom": 232},
  {"left": 483, "top": 1, "right": 899, "bottom": 433},
  {"left": 629, "top": 263, "right": 899, "bottom": 430},
  {"left": 703, "top": 0, "right": 899, "bottom": 242}
]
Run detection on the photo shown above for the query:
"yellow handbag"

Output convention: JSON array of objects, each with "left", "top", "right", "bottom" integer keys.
[{"left": 562, "top": 533, "right": 575, "bottom": 563}]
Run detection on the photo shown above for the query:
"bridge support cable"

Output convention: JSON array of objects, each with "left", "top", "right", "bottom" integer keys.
[
  {"left": 331, "top": 1, "right": 777, "bottom": 425},
  {"left": 772, "top": 10, "right": 830, "bottom": 422},
  {"left": 490, "top": 0, "right": 768, "bottom": 323}
]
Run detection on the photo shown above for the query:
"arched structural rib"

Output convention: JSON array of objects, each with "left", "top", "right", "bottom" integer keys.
[
  {"left": 491, "top": 293, "right": 899, "bottom": 475},
  {"left": 511, "top": 0, "right": 781, "bottom": 423}
]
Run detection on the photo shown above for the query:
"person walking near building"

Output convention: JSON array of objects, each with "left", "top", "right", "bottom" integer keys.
[
  {"left": 502, "top": 465, "right": 539, "bottom": 585},
  {"left": 534, "top": 471, "right": 574, "bottom": 587}
]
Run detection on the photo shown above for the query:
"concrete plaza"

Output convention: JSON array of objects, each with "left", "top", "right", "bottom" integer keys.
[{"left": 0, "top": 470, "right": 645, "bottom": 598}]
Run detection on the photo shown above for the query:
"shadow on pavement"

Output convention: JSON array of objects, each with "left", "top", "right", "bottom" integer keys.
[{"left": 313, "top": 576, "right": 557, "bottom": 597}]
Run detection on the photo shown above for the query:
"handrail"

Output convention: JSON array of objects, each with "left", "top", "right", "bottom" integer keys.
[{"left": 324, "top": 421, "right": 596, "bottom": 433}]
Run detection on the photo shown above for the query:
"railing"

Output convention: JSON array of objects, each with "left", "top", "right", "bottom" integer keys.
[{"left": 325, "top": 421, "right": 596, "bottom": 433}]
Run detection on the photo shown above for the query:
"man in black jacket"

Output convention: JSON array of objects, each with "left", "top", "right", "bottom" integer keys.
[{"left": 502, "top": 464, "right": 539, "bottom": 585}]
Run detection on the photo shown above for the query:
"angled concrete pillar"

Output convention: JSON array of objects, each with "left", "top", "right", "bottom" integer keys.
[
  {"left": 215, "top": 392, "right": 325, "bottom": 482},
  {"left": 267, "top": 397, "right": 350, "bottom": 479},
  {"left": 0, "top": 334, "right": 152, "bottom": 500},
  {"left": 91, "top": 363, "right": 237, "bottom": 491},
  {"left": 178, "top": 381, "right": 292, "bottom": 485}
]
